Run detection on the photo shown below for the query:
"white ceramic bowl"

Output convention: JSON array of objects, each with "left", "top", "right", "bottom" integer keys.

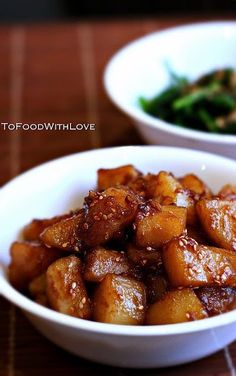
[
  {"left": 104, "top": 22, "right": 236, "bottom": 158},
  {"left": 1, "top": 146, "right": 236, "bottom": 368}
]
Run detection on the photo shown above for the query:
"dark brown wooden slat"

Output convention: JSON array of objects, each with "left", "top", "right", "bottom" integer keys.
[
  {"left": 0, "top": 28, "right": 10, "bottom": 121},
  {"left": 88, "top": 19, "right": 147, "bottom": 147},
  {"left": 20, "top": 24, "right": 92, "bottom": 172},
  {"left": 0, "top": 298, "right": 11, "bottom": 375},
  {"left": 228, "top": 342, "right": 236, "bottom": 371}
]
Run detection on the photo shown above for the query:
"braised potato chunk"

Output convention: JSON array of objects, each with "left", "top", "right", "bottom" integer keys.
[
  {"left": 41, "top": 212, "right": 83, "bottom": 251},
  {"left": 97, "top": 165, "right": 140, "bottom": 190},
  {"left": 78, "top": 187, "right": 140, "bottom": 247},
  {"left": 196, "top": 199, "right": 236, "bottom": 251},
  {"left": 9, "top": 241, "right": 62, "bottom": 290},
  {"left": 146, "top": 171, "right": 182, "bottom": 200},
  {"left": 127, "top": 243, "right": 162, "bottom": 268},
  {"left": 29, "top": 274, "right": 48, "bottom": 306},
  {"left": 179, "top": 174, "right": 211, "bottom": 196},
  {"left": 83, "top": 247, "right": 130, "bottom": 282},
  {"left": 145, "top": 275, "right": 168, "bottom": 304},
  {"left": 23, "top": 213, "right": 73, "bottom": 241},
  {"left": 93, "top": 274, "right": 146, "bottom": 324},
  {"left": 128, "top": 175, "right": 150, "bottom": 197},
  {"left": 29, "top": 273, "right": 46, "bottom": 296},
  {"left": 196, "top": 287, "right": 236, "bottom": 316},
  {"left": 46, "top": 255, "right": 91, "bottom": 319},
  {"left": 146, "top": 289, "right": 207, "bottom": 324},
  {"left": 135, "top": 202, "right": 187, "bottom": 248},
  {"left": 163, "top": 236, "right": 236, "bottom": 287},
  {"left": 218, "top": 185, "right": 236, "bottom": 200}
]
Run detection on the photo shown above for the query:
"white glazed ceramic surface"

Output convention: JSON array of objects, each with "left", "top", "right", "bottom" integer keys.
[
  {"left": 104, "top": 22, "right": 236, "bottom": 158},
  {"left": 1, "top": 146, "right": 236, "bottom": 368}
]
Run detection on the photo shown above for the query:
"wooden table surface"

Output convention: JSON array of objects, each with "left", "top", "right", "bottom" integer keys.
[{"left": 0, "top": 16, "right": 236, "bottom": 376}]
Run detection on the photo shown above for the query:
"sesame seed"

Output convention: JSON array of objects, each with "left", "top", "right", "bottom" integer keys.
[
  {"left": 82, "top": 297, "right": 86, "bottom": 304},
  {"left": 138, "top": 305, "right": 144, "bottom": 310},
  {"left": 72, "top": 282, "right": 77, "bottom": 289},
  {"left": 79, "top": 303, "right": 84, "bottom": 309},
  {"left": 179, "top": 240, "right": 184, "bottom": 247},
  {"left": 186, "top": 312, "right": 190, "bottom": 319},
  {"left": 115, "top": 257, "right": 120, "bottom": 262},
  {"left": 62, "top": 243, "right": 68, "bottom": 248}
]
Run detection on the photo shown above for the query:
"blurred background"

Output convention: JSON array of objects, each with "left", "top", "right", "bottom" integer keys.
[{"left": 0, "top": 0, "right": 236, "bottom": 22}]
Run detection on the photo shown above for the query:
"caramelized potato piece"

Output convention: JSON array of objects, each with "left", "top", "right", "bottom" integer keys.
[
  {"left": 218, "top": 185, "right": 236, "bottom": 201},
  {"left": 93, "top": 274, "right": 146, "bottom": 325},
  {"left": 83, "top": 247, "right": 130, "bottom": 282},
  {"left": 196, "top": 287, "right": 236, "bottom": 316},
  {"left": 23, "top": 213, "right": 73, "bottom": 241},
  {"left": 97, "top": 165, "right": 140, "bottom": 190},
  {"left": 146, "top": 171, "right": 182, "bottom": 200},
  {"left": 46, "top": 255, "right": 91, "bottom": 319},
  {"left": 179, "top": 174, "right": 211, "bottom": 196},
  {"left": 29, "top": 273, "right": 46, "bottom": 296},
  {"left": 9, "top": 241, "right": 62, "bottom": 290},
  {"left": 163, "top": 236, "right": 236, "bottom": 287},
  {"left": 128, "top": 175, "right": 150, "bottom": 197},
  {"left": 135, "top": 202, "right": 187, "bottom": 248},
  {"left": 41, "top": 212, "right": 83, "bottom": 251},
  {"left": 127, "top": 243, "right": 162, "bottom": 268},
  {"left": 29, "top": 274, "right": 48, "bottom": 306},
  {"left": 145, "top": 275, "right": 168, "bottom": 304},
  {"left": 78, "top": 187, "right": 140, "bottom": 247},
  {"left": 196, "top": 199, "right": 236, "bottom": 251},
  {"left": 146, "top": 289, "right": 207, "bottom": 325}
]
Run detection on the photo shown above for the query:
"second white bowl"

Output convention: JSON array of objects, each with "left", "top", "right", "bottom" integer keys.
[{"left": 104, "top": 21, "right": 236, "bottom": 158}]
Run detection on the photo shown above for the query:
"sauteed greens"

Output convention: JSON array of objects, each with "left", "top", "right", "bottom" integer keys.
[{"left": 140, "top": 68, "right": 236, "bottom": 134}]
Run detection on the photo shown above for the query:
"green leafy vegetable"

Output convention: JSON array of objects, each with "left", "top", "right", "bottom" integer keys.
[{"left": 139, "top": 67, "right": 236, "bottom": 134}]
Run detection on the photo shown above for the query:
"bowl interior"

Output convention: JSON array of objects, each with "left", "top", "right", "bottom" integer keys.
[{"left": 104, "top": 21, "right": 236, "bottom": 117}]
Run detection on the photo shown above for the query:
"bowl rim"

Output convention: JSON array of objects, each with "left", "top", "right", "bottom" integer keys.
[
  {"left": 104, "top": 20, "right": 236, "bottom": 145},
  {"left": 1, "top": 145, "right": 236, "bottom": 337}
]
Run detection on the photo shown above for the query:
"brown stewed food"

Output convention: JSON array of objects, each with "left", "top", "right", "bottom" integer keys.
[{"left": 8, "top": 165, "right": 236, "bottom": 325}]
